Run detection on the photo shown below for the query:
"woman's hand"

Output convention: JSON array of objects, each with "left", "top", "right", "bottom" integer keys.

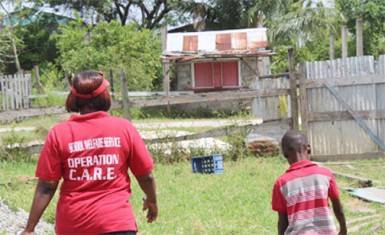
[
  {"left": 142, "top": 199, "right": 158, "bottom": 223},
  {"left": 18, "top": 230, "right": 34, "bottom": 235}
]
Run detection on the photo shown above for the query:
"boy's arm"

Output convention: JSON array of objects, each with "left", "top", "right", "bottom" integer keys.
[
  {"left": 331, "top": 198, "right": 347, "bottom": 235},
  {"left": 278, "top": 212, "right": 288, "bottom": 235}
]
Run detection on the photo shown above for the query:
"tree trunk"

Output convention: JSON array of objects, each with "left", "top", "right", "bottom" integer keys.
[
  {"left": 33, "top": 65, "right": 44, "bottom": 94},
  {"left": 119, "top": 68, "right": 131, "bottom": 120},
  {"left": 356, "top": 18, "right": 363, "bottom": 56},
  {"left": 161, "top": 24, "right": 170, "bottom": 95},
  {"left": 11, "top": 38, "right": 21, "bottom": 73},
  {"left": 329, "top": 33, "right": 335, "bottom": 60},
  {"left": 341, "top": 24, "right": 348, "bottom": 59}
]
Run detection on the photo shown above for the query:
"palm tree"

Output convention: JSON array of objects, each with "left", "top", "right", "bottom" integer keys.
[
  {"left": 269, "top": 0, "right": 342, "bottom": 47},
  {"left": 179, "top": 0, "right": 288, "bottom": 30},
  {"left": 242, "top": 0, "right": 289, "bottom": 28}
]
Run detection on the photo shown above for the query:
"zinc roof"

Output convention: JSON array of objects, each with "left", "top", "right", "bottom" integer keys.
[{"left": 164, "top": 28, "right": 273, "bottom": 61}]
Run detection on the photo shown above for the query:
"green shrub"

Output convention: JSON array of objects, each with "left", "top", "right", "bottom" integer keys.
[{"left": 39, "top": 62, "right": 67, "bottom": 90}]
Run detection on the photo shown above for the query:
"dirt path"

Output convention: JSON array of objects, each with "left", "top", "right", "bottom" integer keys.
[{"left": 0, "top": 199, "right": 54, "bottom": 234}]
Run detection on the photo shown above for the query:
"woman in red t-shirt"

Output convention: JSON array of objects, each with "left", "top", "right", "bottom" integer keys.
[{"left": 21, "top": 71, "right": 157, "bottom": 235}]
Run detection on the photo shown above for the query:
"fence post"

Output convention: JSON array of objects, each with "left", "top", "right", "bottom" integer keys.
[
  {"left": 0, "top": 75, "right": 4, "bottom": 111},
  {"left": 329, "top": 33, "right": 335, "bottom": 60},
  {"left": 299, "top": 63, "right": 308, "bottom": 135},
  {"left": 288, "top": 46, "right": 299, "bottom": 130},
  {"left": 109, "top": 69, "right": 115, "bottom": 99},
  {"left": 119, "top": 68, "right": 131, "bottom": 120},
  {"left": 64, "top": 71, "right": 72, "bottom": 89},
  {"left": 342, "top": 24, "right": 348, "bottom": 59},
  {"left": 356, "top": 18, "right": 363, "bottom": 56},
  {"left": 33, "top": 65, "right": 44, "bottom": 94}
]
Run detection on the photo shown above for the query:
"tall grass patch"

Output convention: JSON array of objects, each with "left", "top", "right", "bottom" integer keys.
[
  {"left": 130, "top": 157, "right": 288, "bottom": 235},
  {"left": 0, "top": 157, "right": 287, "bottom": 234}
]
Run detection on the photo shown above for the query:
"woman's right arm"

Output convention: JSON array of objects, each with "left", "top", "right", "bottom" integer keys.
[{"left": 21, "top": 179, "right": 59, "bottom": 235}]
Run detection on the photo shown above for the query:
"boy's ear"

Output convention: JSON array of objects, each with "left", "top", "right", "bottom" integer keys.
[{"left": 307, "top": 144, "right": 311, "bottom": 154}]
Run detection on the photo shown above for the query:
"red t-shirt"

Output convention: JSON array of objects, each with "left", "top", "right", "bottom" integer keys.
[
  {"left": 36, "top": 111, "right": 154, "bottom": 235},
  {"left": 272, "top": 160, "right": 339, "bottom": 235}
]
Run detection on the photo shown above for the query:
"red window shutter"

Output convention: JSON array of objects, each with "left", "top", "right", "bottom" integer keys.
[
  {"left": 183, "top": 36, "right": 198, "bottom": 52},
  {"left": 222, "top": 61, "right": 239, "bottom": 87},
  {"left": 216, "top": 34, "right": 231, "bottom": 51},
  {"left": 213, "top": 62, "right": 222, "bottom": 88},
  {"left": 194, "top": 62, "right": 213, "bottom": 88},
  {"left": 231, "top": 32, "right": 247, "bottom": 50}
]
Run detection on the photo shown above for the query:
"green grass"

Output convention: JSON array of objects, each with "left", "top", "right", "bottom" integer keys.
[
  {"left": 0, "top": 113, "right": 70, "bottom": 129},
  {"left": 1, "top": 157, "right": 385, "bottom": 234},
  {"left": 132, "top": 157, "right": 287, "bottom": 235}
]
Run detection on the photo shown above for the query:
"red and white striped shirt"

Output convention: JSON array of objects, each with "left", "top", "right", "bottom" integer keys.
[{"left": 272, "top": 160, "right": 339, "bottom": 235}]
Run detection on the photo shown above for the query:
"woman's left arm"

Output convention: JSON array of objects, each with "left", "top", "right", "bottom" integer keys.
[
  {"left": 21, "top": 179, "right": 59, "bottom": 234},
  {"left": 135, "top": 172, "right": 157, "bottom": 223}
]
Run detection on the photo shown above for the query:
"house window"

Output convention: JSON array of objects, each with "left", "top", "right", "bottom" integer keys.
[{"left": 193, "top": 61, "right": 239, "bottom": 90}]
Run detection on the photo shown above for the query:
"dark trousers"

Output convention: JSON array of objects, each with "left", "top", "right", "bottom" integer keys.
[{"left": 99, "top": 231, "right": 137, "bottom": 235}]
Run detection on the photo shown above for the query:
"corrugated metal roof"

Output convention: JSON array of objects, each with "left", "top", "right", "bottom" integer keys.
[
  {"left": 345, "top": 187, "right": 385, "bottom": 204},
  {"left": 164, "top": 28, "right": 272, "bottom": 60}
]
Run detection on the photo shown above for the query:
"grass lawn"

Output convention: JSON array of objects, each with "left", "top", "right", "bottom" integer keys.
[{"left": 1, "top": 157, "right": 385, "bottom": 234}]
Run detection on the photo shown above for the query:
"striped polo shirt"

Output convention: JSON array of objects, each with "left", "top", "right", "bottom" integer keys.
[{"left": 272, "top": 160, "right": 339, "bottom": 235}]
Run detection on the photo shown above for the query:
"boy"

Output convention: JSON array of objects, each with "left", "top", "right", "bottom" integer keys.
[{"left": 272, "top": 130, "right": 347, "bottom": 235}]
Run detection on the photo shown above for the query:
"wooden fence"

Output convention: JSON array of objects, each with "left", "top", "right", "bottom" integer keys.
[
  {"left": 300, "top": 55, "right": 385, "bottom": 161},
  {"left": 0, "top": 73, "right": 32, "bottom": 111},
  {"left": 0, "top": 88, "right": 295, "bottom": 123},
  {"left": 4, "top": 54, "right": 385, "bottom": 161}
]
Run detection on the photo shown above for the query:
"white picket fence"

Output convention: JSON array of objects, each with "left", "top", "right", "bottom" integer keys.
[{"left": 0, "top": 73, "right": 32, "bottom": 111}]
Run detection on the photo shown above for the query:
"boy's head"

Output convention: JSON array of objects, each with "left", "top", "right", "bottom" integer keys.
[{"left": 281, "top": 130, "right": 311, "bottom": 164}]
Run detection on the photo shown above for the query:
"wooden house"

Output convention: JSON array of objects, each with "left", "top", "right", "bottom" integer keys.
[{"left": 162, "top": 28, "right": 274, "bottom": 92}]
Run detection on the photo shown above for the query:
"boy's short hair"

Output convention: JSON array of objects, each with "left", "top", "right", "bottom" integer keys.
[
  {"left": 65, "top": 71, "right": 111, "bottom": 112},
  {"left": 281, "top": 130, "right": 308, "bottom": 153}
]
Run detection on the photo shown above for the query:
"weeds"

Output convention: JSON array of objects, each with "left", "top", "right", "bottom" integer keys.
[
  {"left": 31, "top": 92, "right": 66, "bottom": 108},
  {"left": 148, "top": 141, "right": 217, "bottom": 164},
  {"left": 148, "top": 131, "right": 258, "bottom": 164},
  {"left": 0, "top": 126, "right": 33, "bottom": 162},
  {"left": 128, "top": 106, "right": 252, "bottom": 120}
]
